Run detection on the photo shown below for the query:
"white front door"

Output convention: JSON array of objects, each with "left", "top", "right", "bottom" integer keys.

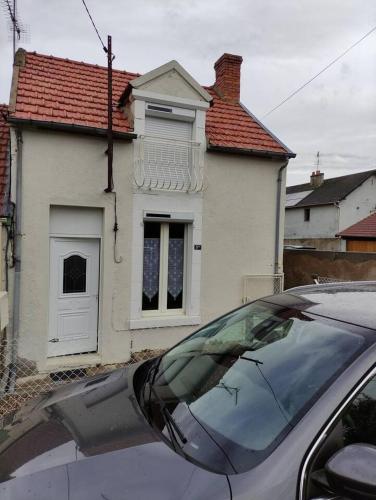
[{"left": 48, "top": 238, "right": 100, "bottom": 357}]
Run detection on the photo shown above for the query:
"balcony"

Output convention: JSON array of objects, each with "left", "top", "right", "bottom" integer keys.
[{"left": 133, "top": 135, "right": 204, "bottom": 192}]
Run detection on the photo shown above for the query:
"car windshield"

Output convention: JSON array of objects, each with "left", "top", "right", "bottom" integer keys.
[{"left": 138, "top": 299, "right": 373, "bottom": 474}]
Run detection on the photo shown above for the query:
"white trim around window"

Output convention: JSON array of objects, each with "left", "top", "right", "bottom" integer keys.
[{"left": 129, "top": 191, "right": 202, "bottom": 330}]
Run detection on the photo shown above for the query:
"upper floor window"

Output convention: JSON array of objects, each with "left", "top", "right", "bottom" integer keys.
[
  {"left": 304, "top": 208, "right": 310, "bottom": 221},
  {"left": 133, "top": 108, "right": 203, "bottom": 192},
  {"left": 144, "top": 116, "right": 193, "bottom": 190}
]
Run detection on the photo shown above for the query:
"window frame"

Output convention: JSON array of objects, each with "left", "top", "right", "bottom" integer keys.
[
  {"left": 142, "top": 221, "right": 188, "bottom": 317},
  {"left": 299, "top": 363, "right": 376, "bottom": 500}
]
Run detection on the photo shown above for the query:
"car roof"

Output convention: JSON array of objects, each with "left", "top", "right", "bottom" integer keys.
[{"left": 261, "top": 281, "right": 376, "bottom": 331}]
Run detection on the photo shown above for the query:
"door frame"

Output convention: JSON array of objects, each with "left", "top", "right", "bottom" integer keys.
[
  {"left": 298, "top": 364, "right": 376, "bottom": 499},
  {"left": 48, "top": 235, "right": 102, "bottom": 358}
]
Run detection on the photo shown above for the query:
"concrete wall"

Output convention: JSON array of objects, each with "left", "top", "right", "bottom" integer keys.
[
  {"left": 10, "top": 126, "right": 285, "bottom": 370},
  {"left": 284, "top": 237, "right": 343, "bottom": 251},
  {"left": 284, "top": 249, "right": 376, "bottom": 289}
]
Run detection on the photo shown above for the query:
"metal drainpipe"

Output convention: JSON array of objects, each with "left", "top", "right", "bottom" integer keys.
[
  {"left": 274, "top": 161, "right": 289, "bottom": 275},
  {"left": 8, "top": 128, "right": 23, "bottom": 392}
]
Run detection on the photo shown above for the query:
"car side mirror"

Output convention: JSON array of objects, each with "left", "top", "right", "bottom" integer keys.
[{"left": 325, "top": 444, "right": 376, "bottom": 499}]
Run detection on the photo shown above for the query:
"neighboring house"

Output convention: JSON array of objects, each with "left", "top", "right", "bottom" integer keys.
[
  {"left": 285, "top": 169, "right": 376, "bottom": 251},
  {"left": 0, "top": 106, "right": 10, "bottom": 339},
  {"left": 337, "top": 212, "right": 376, "bottom": 252},
  {"left": 5, "top": 49, "right": 294, "bottom": 373}
]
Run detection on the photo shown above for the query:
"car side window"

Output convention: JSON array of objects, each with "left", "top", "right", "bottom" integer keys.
[{"left": 304, "top": 376, "right": 376, "bottom": 499}]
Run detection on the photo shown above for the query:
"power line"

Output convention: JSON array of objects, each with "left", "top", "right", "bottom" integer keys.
[
  {"left": 81, "top": 0, "right": 107, "bottom": 53},
  {"left": 263, "top": 24, "right": 376, "bottom": 119}
]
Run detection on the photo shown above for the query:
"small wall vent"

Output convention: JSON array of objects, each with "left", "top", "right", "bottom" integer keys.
[
  {"left": 147, "top": 104, "right": 173, "bottom": 113},
  {"left": 145, "top": 212, "right": 171, "bottom": 219}
]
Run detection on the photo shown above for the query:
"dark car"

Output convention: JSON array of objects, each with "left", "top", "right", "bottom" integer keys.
[{"left": 1, "top": 282, "right": 376, "bottom": 499}]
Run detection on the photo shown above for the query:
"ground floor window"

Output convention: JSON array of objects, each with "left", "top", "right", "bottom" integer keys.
[{"left": 142, "top": 221, "right": 186, "bottom": 313}]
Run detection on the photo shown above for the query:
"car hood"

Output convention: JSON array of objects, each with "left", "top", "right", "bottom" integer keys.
[{"left": 0, "top": 365, "right": 230, "bottom": 500}]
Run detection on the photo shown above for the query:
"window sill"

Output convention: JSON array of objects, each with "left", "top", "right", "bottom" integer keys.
[{"left": 129, "top": 315, "right": 201, "bottom": 330}]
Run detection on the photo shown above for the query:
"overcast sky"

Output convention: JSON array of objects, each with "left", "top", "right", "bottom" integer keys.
[{"left": 1, "top": 0, "right": 375, "bottom": 185}]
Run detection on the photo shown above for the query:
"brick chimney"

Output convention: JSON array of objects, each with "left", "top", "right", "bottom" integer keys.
[
  {"left": 214, "top": 53, "right": 243, "bottom": 103},
  {"left": 310, "top": 170, "right": 324, "bottom": 188}
]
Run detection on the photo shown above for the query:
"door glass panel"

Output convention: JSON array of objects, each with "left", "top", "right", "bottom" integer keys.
[{"left": 63, "top": 255, "right": 87, "bottom": 293}]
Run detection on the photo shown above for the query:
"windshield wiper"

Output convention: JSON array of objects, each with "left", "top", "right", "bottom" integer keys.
[
  {"left": 190, "top": 351, "right": 263, "bottom": 365},
  {"left": 148, "top": 383, "right": 187, "bottom": 451}
]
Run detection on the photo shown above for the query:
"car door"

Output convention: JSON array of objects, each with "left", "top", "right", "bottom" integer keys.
[{"left": 300, "top": 368, "right": 376, "bottom": 500}]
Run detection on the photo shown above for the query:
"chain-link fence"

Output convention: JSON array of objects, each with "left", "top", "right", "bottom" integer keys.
[
  {"left": 312, "top": 275, "right": 349, "bottom": 285},
  {"left": 0, "top": 339, "right": 162, "bottom": 421}
]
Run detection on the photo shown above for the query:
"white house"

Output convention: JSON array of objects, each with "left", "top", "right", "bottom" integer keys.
[
  {"left": 285, "top": 169, "right": 376, "bottom": 251},
  {"left": 5, "top": 49, "right": 294, "bottom": 374}
]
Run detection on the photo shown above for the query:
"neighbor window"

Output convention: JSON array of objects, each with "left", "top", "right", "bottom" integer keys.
[
  {"left": 142, "top": 221, "right": 186, "bottom": 313},
  {"left": 304, "top": 208, "right": 310, "bottom": 221}
]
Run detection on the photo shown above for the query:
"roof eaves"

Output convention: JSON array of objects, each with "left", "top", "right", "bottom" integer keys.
[
  {"left": 286, "top": 201, "right": 336, "bottom": 209},
  {"left": 337, "top": 234, "right": 376, "bottom": 240},
  {"left": 207, "top": 143, "right": 293, "bottom": 160},
  {"left": 8, "top": 116, "right": 137, "bottom": 140},
  {"left": 239, "top": 102, "right": 296, "bottom": 158}
]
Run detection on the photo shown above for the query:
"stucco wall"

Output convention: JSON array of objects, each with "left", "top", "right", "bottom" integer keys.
[
  {"left": 202, "top": 152, "right": 285, "bottom": 320},
  {"left": 11, "top": 127, "right": 285, "bottom": 370},
  {"left": 339, "top": 174, "right": 376, "bottom": 231},
  {"left": 14, "top": 128, "right": 134, "bottom": 368},
  {"left": 285, "top": 204, "right": 339, "bottom": 239},
  {"left": 284, "top": 249, "right": 376, "bottom": 289}
]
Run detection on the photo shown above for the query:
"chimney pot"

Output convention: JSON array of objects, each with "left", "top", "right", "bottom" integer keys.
[
  {"left": 310, "top": 170, "right": 324, "bottom": 188},
  {"left": 214, "top": 53, "right": 243, "bottom": 103}
]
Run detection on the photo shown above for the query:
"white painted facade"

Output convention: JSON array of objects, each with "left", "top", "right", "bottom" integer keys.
[
  {"left": 285, "top": 204, "right": 339, "bottom": 240},
  {"left": 285, "top": 173, "right": 376, "bottom": 250},
  {"left": 338, "top": 175, "right": 376, "bottom": 231},
  {"left": 9, "top": 61, "right": 288, "bottom": 372}
]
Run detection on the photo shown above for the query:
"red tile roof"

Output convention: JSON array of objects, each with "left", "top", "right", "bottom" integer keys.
[
  {"left": 10, "top": 51, "right": 293, "bottom": 157},
  {"left": 0, "top": 104, "right": 10, "bottom": 215},
  {"left": 205, "top": 88, "right": 289, "bottom": 154},
  {"left": 338, "top": 213, "right": 376, "bottom": 239}
]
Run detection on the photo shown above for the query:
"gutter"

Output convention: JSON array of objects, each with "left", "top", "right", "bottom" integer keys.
[
  {"left": 7, "top": 117, "right": 137, "bottom": 141},
  {"left": 275, "top": 161, "right": 289, "bottom": 274},
  {"left": 207, "top": 143, "right": 295, "bottom": 160}
]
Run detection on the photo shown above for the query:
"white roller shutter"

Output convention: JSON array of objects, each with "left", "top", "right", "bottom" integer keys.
[
  {"left": 145, "top": 116, "right": 192, "bottom": 140},
  {"left": 144, "top": 117, "right": 193, "bottom": 189}
]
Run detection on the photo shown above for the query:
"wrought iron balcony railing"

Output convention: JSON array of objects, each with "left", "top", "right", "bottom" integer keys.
[{"left": 133, "top": 135, "right": 204, "bottom": 192}]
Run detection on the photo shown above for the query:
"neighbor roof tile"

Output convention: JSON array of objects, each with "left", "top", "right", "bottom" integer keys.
[{"left": 338, "top": 212, "right": 376, "bottom": 239}]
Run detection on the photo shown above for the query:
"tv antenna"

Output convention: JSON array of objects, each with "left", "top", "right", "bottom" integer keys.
[
  {"left": 316, "top": 151, "right": 320, "bottom": 171},
  {"left": 2, "top": 0, "right": 29, "bottom": 58}
]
